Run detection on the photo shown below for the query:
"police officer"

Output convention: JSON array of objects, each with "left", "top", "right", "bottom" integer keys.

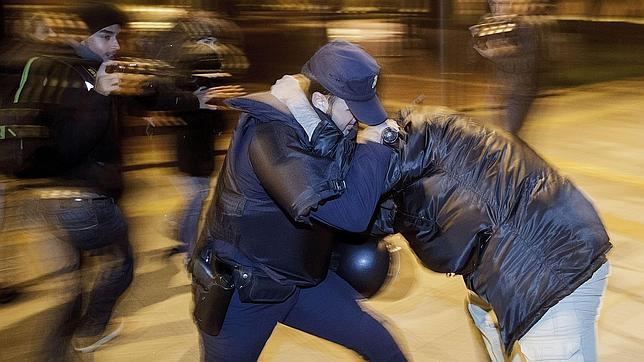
[{"left": 192, "top": 41, "right": 407, "bottom": 361}]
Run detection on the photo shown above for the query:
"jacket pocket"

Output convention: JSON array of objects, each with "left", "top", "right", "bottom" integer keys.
[{"left": 519, "top": 310, "right": 582, "bottom": 360}]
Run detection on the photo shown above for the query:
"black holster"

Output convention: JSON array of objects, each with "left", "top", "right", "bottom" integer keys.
[{"left": 192, "top": 254, "right": 234, "bottom": 336}]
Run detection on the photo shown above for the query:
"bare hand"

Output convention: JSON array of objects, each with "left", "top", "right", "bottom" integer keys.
[
  {"left": 270, "top": 74, "right": 310, "bottom": 105},
  {"left": 194, "top": 85, "right": 246, "bottom": 110},
  {"left": 474, "top": 39, "right": 520, "bottom": 59},
  {"left": 94, "top": 61, "right": 121, "bottom": 96}
]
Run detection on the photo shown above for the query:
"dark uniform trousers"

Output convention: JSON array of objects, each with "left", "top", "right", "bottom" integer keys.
[{"left": 200, "top": 271, "right": 406, "bottom": 362}]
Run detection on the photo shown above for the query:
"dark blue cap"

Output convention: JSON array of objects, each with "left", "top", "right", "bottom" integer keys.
[{"left": 301, "top": 40, "right": 386, "bottom": 126}]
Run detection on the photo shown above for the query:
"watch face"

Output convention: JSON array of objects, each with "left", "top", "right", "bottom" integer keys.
[{"left": 382, "top": 127, "right": 398, "bottom": 144}]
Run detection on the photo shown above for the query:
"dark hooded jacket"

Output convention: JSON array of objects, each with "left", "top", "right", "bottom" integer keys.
[
  {"left": 196, "top": 92, "right": 359, "bottom": 290},
  {"left": 9, "top": 45, "right": 123, "bottom": 197},
  {"left": 377, "top": 107, "right": 611, "bottom": 353}
]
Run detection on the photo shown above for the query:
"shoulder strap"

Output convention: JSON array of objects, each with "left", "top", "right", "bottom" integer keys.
[
  {"left": 13, "top": 56, "right": 98, "bottom": 104},
  {"left": 43, "top": 55, "right": 97, "bottom": 85},
  {"left": 13, "top": 57, "right": 40, "bottom": 103}
]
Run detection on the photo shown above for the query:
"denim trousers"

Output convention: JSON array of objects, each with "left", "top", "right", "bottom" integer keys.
[
  {"left": 31, "top": 196, "right": 134, "bottom": 358},
  {"left": 468, "top": 261, "right": 610, "bottom": 361},
  {"left": 200, "top": 271, "right": 407, "bottom": 362}
]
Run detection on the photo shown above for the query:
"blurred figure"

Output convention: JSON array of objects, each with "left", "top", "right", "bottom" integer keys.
[
  {"left": 171, "top": 85, "right": 238, "bottom": 260},
  {"left": 471, "top": 0, "right": 553, "bottom": 134},
  {"left": 0, "top": 178, "right": 20, "bottom": 305},
  {"left": 0, "top": 12, "right": 67, "bottom": 105},
  {"left": 142, "top": 15, "right": 246, "bottom": 259},
  {"left": 3, "top": 3, "right": 133, "bottom": 357}
]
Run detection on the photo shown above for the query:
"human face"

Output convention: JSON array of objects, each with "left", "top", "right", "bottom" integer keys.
[
  {"left": 327, "top": 96, "right": 357, "bottom": 135},
  {"left": 83, "top": 24, "right": 121, "bottom": 61}
]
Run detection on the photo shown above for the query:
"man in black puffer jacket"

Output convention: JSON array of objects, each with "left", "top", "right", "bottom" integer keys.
[{"left": 373, "top": 106, "right": 611, "bottom": 361}]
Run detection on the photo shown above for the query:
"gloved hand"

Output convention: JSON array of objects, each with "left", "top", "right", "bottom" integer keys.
[
  {"left": 357, "top": 118, "right": 400, "bottom": 144},
  {"left": 270, "top": 74, "right": 310, "bottom": 105}
]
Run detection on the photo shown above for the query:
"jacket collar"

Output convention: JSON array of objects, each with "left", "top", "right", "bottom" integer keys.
[
  {"left": 71, "top": 43, "right": 103, "bottom": 64},
  {"left": 226, "top": 92, "right": 353, "bottom": 157}
]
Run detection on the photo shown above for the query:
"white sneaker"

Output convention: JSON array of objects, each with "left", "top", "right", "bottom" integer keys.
[{"left": 73, "top": 320, "right": 124, "bottom": 353}]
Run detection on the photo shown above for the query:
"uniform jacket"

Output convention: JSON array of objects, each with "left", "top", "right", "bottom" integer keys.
[
  {"left": 197, "top": 92, "right": 356, "bottom": 290},
  {"left": 378, "top": 107, "right": 611, "bottom": 352}
]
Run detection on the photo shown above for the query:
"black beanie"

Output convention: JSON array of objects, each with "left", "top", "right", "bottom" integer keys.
[{"left": 78, "top": 2, "right": 127, "bottom": 35}]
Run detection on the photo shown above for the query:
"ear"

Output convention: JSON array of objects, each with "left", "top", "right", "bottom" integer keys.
[{"left": 311, "top": 92, "right": 329, "bottom": 113}]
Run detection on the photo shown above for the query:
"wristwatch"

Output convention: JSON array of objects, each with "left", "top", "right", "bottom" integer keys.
[{"left": 381, "top": 127, "right": 399, "bottom": 145}]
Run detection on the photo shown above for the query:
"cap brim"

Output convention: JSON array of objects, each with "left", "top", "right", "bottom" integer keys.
[{"left": 346, "top": 96, "right": 387, "bottom": 126}]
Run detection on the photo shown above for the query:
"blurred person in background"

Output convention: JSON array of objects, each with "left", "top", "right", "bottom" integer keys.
[
  {"left": 139, "top": 15, "right": 246, "bottom": 260},
  {"left": 3, "top": 2, "right": 132, "bottom": 357},
  {"left": 0, "top": 10, "right": 69, "bottom": 105},
  {"left": 472, "top": 0, "right": 553, "bottom": 134},
  {"left": 191, "top": 40, "right": 407, "bottom": 361}
]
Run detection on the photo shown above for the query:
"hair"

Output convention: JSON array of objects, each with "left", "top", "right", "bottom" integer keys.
[{"left": 305, "top": 79, "right": 331, "bottom": 99}]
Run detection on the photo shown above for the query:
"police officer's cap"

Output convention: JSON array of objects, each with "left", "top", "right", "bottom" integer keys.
[{"left": 302, "top": 40, "right": 386, "bottom": 126}]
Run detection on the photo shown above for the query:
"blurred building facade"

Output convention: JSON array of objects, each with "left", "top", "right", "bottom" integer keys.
[{"left": 2, "top": 1, "right": 643, "bottom": 18}]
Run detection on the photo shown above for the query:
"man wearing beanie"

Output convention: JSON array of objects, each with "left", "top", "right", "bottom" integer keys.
[
  {"left": 9, "top": 2, "right": 133, "bottom": 357},
  {"left": 191, "top": 40, "right": 407, "bottom": 361}
]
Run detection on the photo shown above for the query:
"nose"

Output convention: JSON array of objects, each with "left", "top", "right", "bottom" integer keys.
[{"left": 112, "top": 38, "right": 120, "bottom": 52}]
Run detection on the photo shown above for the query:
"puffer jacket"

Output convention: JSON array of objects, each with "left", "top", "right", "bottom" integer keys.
[{"left": 379, "top": 106, "right": 611, "bottom": 352}]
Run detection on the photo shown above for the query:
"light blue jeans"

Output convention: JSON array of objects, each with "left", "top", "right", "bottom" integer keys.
[
  {"left": 178, "top": 176, "right": 210, "bottom": 256},
  {"left": 468, "top": 261, "right": 610, "bottom": 361}
]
